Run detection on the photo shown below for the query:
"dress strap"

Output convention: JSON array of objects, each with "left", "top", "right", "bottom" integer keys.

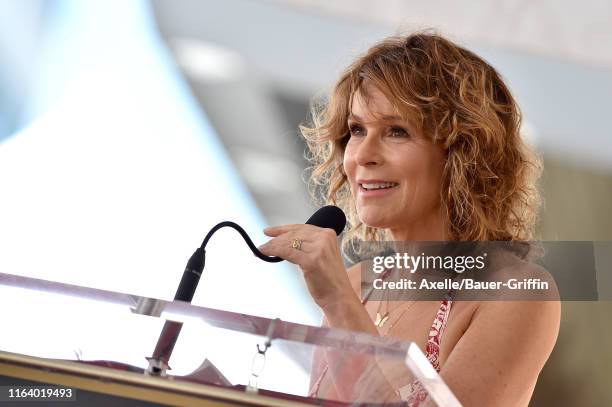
[
  {"left": 311, "top": 284, "right": 454, "bottom": 403},
  {"left": 402, "top": 291, "right": 454, "bottom": 406},
  {"left": 308, "top": 364, "right": 328, "bottom": 398},
  {"left": 425, "top": 292, "right": 453, "bottom": 372}
]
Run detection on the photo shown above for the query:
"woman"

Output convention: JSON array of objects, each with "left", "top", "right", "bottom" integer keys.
[{"left": 258, "top": 31, "right": 560, "bottom": 406}]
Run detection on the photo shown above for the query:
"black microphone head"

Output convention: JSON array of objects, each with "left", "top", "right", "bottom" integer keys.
[{"left": 305, "top": 205, "right": 346, "bottom": 236}]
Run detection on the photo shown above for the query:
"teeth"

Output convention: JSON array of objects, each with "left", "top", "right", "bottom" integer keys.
[{"left": 360, "top": 182, "right": 398, "bottom": 190}]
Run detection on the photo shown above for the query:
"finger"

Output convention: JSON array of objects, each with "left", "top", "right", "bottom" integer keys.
[
  {"left": 263, "top": 224, "right": 321, "bottom": 236},
  {"left": 258, "top": 237, "right": 308, "bottom": 263}
]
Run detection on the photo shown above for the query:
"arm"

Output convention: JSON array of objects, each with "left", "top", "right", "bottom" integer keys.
[
  {"left": 259, "top": 227, "right": 417, "bottom": 402},
  {"left": 439, "top": 300, "right": 560, "bottom": 406},
  {"left": 259, "top": 226, "right": 380, "bottom": 336},
  {"left": 319, "top": 261, "right": 379, "bottom": 335},
  {"left": 306, "top": 262, "right": 401, "bottom": 402}
]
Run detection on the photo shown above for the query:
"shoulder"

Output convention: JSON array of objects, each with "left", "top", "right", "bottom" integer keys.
[
  {"left": 442, "top": 261, "right": 561, "bottom": 405},
  {"left": 464, "top": 247, "right": 560, "bottom": 303},
  {"left": 471, "top": 297, "right": 560, "bottom": 348},
  {"left": 468, "top": 258, "right": 561, "bottom": 363}
]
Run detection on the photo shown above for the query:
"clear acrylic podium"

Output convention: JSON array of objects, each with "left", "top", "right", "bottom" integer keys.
[{"left": 0, "top": 272, "right": 461, "bottom": 406}]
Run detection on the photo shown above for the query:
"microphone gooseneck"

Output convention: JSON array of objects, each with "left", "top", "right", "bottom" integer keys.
[
  {"left": 201, "top": 221, "right": 283, "bottom": 263},
  {"left": 146, "top": 205, "right": 346, "bottom": 376},
  {"left": 200, "top": 205, "right": 346, "bottom": 262}
]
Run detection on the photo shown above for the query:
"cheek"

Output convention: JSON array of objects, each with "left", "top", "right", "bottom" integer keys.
[
  {"left": 423, "top": 151, "right": 445, "bottom": 192},
  {"left": 343, "top": 142, "right": 354, "bottom": 165},
  {"left": 419, "top": 161, "right": 445, "bottom": 203},
  {"left": 342, "top": 149, "right": 356, "bottom": 181},
  {"left": 395, "top": 152, "right": 443, "bottom": 198}
]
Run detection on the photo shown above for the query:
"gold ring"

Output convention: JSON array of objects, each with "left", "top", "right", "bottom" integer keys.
[{"left": 291, "top": 238, "right": 302, "bottom": 250}]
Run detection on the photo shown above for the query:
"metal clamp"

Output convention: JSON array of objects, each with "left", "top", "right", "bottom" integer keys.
[{"left": 246, "top": 318, "right": 280, "bottom": 393}]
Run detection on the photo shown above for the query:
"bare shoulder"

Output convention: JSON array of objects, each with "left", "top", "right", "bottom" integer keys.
[
  {"left": 469, "top": 257, "right": 561, "bottom": 364},
  {"left": 473, "top": 297, "right": 561, "bottom": 347},
  {"left": 478, "top": 249, "right": 561, "bottom": 302},
  {"left": 442, "top": 259, "right": 561, "bottom": 406}
]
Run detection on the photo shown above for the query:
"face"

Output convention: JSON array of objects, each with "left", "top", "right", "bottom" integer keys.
[{"left": 343, "top": 84, "right": 447, "bottom": 240}]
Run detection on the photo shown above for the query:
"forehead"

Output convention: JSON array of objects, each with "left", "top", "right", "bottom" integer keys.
[{"left": 350, "top": 84, "right": 402, "bottom": 120}]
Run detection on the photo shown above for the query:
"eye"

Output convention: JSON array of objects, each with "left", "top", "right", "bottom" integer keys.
[
  {"left": 348, "top": 123, "right": 365, "bottom": 136},
  {"left": 389, "top": 126, "right": 409, "bottom": 138}
]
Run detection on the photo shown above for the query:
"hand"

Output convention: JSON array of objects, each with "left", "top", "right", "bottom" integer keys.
[{"left": 258, "top": 224, "right": 354, "bottom": 309}]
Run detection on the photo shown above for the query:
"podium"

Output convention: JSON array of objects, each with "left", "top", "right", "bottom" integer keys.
[{"left": 0, "top": 272, "right": 461, "bottom": 406}]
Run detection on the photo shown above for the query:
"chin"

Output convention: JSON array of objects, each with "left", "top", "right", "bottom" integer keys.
[{"left": 357, "top": 210, "right": 394, "bottom": 230}]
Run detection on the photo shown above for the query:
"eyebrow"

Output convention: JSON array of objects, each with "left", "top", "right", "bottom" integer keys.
[{"left": 348, "top": 114, "right": 404, "bottom": 122}]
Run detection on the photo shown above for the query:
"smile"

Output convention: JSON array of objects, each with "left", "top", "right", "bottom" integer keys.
[
  {"left": 358, "top": 182, "right": 399, "bottom": 196},
  {"left": 359, "top": 182, "right": 399, "bottom": 190}
]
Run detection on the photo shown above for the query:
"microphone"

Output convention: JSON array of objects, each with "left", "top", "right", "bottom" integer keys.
[
  {"left": 304, "top": 204, "right": 346, "bottom": 236},
  {"left": 146, "top": 205, "right": 346, "bottom": 375},
  {"left": 263, "top": 204, "right": 347, "bottom": 261}
]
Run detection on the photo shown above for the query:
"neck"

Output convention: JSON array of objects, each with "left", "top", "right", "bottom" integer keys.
[{"left": 388, "top": 206, "right": 449, "bottom": 242}]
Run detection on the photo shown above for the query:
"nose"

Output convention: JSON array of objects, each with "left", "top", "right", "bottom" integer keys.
[{"left": 354, "top": 132, "right": 384, "bottom": 167}]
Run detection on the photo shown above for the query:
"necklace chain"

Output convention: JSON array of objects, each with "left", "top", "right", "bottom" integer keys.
[
  {"left": 380, "top": 299, "right": 417, "bottom": 335},
  {"left": 374, "top": 268, "right": 417, "bottom": 333},
  {"left": 310, "top": 267, "right": 418, "bottom": 398}
]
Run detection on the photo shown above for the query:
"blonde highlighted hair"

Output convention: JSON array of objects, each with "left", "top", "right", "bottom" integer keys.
[{"left": 301, "top": 31, "right": 542, "bottom": 254}]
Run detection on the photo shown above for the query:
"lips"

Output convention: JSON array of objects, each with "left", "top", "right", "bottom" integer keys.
[
  {"left": 359, "top": 182, "right": 398, "bottom": 190},
  {"left": 355, "top": 179, "right": 399, "bottom": 198},
  {"left": 357, "top": 179, "right": 399, "bottom": 191}
]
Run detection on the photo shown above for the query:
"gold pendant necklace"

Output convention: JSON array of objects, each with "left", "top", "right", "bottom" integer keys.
[{"left": 375, "top": 311, "right": 390, "bottom": 327}]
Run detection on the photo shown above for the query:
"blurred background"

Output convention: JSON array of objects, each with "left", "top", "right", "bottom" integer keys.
[{"left": 0, "top": 0, "right": 610, "bottom": 405}]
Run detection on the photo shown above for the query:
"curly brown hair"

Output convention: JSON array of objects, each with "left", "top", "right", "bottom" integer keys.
[{"left": 301, "top": 31, "right": 542, "bottom": 253}]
